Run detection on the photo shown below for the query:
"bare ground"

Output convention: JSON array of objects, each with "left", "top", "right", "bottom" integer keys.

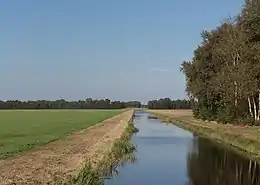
[{"left": 0, "top": 110, "right": 134, "bottom": 185}]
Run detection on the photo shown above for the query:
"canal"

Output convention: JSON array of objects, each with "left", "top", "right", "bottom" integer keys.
[{"left": 105, "top": 110, "right": 260, "bottom": 185}]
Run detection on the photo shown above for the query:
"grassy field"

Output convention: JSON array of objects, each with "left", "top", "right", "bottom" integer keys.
[{"left": 0, "top": 110, "right": 123, "bottom": 159}]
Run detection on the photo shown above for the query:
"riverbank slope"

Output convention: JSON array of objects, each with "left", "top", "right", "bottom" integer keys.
[
  {"left": 148, "top": 109, "right": 260, "bottom": 160},
  {"left": 0, "top": 110, "right": 134, "bottom": 185}
]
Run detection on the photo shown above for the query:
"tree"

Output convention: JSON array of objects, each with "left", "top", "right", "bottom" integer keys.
[
  {"left": 0, "top": 99, "right": 141, "bottom": 110},
  {"left": 147, "top": 98, "right": 191, "bottom": 109},
  {"left": 181, "top": 1, "right": 260, "bottom": 124}
]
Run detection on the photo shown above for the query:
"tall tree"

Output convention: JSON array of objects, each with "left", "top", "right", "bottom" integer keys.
[{"left": 181, "top": 1, "right": 260, "bottom": 124}]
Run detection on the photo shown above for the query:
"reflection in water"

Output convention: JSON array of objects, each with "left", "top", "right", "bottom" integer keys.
[
  {"left": 147, "top": 115, "right": 158, "bottom": 120},
  {"left": 187, "top": 137, "right": 260, "bottom": 185},
  {"left": 103, "top": 153, "right": 137, "bottom": 179},
  {"left": 105, "top": 111, "right": 260, "bottom": 185}
]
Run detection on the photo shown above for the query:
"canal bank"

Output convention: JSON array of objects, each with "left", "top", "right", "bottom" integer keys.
[
  {"left": 65, "top": 120, "right": 138, "bottom": 185},
  {"left": 148, "top": 109, "right": 260, "bottom": 162},
  {"left": 105, "top": 110, "right": 260, "bottom": 185}
]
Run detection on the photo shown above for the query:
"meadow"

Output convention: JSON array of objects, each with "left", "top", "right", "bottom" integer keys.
[{"left": 0, "top": 110, "right": 123, "bottom": 159}]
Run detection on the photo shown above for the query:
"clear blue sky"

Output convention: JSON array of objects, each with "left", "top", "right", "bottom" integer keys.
[{"left": 0, "top": 0, "right": 244, "bottom": 103}]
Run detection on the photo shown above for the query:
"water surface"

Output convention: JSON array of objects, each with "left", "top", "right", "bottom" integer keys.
[{"left": 105, "top": 111, "right": 260, "bottom": 185}]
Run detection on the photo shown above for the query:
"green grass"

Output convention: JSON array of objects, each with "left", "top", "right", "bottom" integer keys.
[{"left": 0, "top": 110, "right": 123, "bottom": 159}]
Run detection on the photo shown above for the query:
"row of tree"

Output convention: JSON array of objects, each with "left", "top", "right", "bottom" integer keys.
[
  {"left": 0, "top": 98, "right": 141, "bottom": 109},
  {"left": 0, "top": 98, "right": 193, "bottom": 110},
  {"left": 147, "top": 98, "right": 191, "bottom": 109},
  {"left": 181, "top": 0, "right": 260, "bottom": 124}
]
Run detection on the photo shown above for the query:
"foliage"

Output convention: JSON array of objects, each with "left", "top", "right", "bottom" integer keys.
[
  {"left": 0, "top": 98, "right": 141, "bottom": 109},
  {"left": 147, "top": 98, "right": 191, "bottom": 109},
  {"left": 181, "top": 1, "right": 260, "bottom": 125},
  {"left": 0, "top": 110, "right": 121, "bottom": 158},
  {"left": 64, "top": 162, "right": 103, "bottom": 185},
  {"left": 125, "top": 122, "right": 139, "bottom": 134},
  {"left": 64, "top": 122, "right": 138, "bottom": 185},
  {"left": 99, "top": 122, "right": 137, "bottom": 179}
]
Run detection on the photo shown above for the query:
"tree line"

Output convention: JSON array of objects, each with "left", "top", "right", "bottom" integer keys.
[
  {"left": 181, "top": 0, "right": 260, "bottom": 124},
  {"left": 147, "top": 98, "right": 191, "bottom": 109},
  {"left": 0, "top": 98, "right": 141, "bottom": 109}
]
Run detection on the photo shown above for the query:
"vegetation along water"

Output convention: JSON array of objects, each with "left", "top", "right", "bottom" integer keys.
[
  {"left": 64, "top": 119, "right": 139, "bottom": 185},
  {"left": 104, "top": 110, "right": 260, "bottom": 185}
]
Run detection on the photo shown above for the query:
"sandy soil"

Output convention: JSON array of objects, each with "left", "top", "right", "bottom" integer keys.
[
  {"left": 148, "top": 109, "right": 193, "bottom": 119},
  {"left": 0, "top": 110, "right": 134, "bottom": 185}
]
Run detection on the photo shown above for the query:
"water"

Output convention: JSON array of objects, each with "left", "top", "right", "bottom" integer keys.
[{"left": 105, "top": 111, "right": 260, "bottom": 185}]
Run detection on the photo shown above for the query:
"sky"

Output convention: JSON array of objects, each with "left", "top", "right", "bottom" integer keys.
[{"left": 0, "top": 0, "right": 245, "bottom": 103}]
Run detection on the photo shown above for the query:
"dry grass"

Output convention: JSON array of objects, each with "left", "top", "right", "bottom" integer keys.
[{"left": 148, "top": 109, "right": 260, "bottom": 160}]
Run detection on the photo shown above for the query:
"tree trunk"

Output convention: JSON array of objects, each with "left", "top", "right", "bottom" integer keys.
[
  {"left": 248, "top": 97, "right": 253, "bottom": 117},
  {"left": 258, "top": 90, "right": 260, "bottom": 120},
  {"left": 252, "top": 161, "right": 257, "bottom": 183},
  {"left": 249, "top": 160, "right": 252, "bottom": 178},
  {"left": 253, "top": 98, "right": 258, "bottom": 120},
  {"left": 234, "top": 81, "right": 238, "bottom": 107}
]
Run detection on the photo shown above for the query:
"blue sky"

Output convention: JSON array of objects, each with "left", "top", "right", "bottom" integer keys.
[{"left": 0, "top": 0, "right": 244, "bottom": 103}]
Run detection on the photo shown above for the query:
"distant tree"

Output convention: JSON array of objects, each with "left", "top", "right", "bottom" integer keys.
[
  {"left": 0, "top": 98, "right": 141, "bottom": 110},
  {"left": 124, "top": 101, "right": 141, "bottom": 108},
  {"left": 148, "top": 98, "right": 191, "bottom": 109}
]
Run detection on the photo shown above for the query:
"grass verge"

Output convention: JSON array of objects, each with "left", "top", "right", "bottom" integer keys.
[
  {"left": 64, "top": 122, "right": 138, "bottom": 185},
  {"left": 0, "top": 110, "right": 123, "bottom": 159},
  {"left": 150, "top": 112, "right": 260, "bottom": 162}
]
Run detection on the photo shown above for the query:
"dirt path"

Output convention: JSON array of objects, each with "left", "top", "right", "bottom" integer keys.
[{"left": 0, "top": 110, "right": 134, "bottom": 185}]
